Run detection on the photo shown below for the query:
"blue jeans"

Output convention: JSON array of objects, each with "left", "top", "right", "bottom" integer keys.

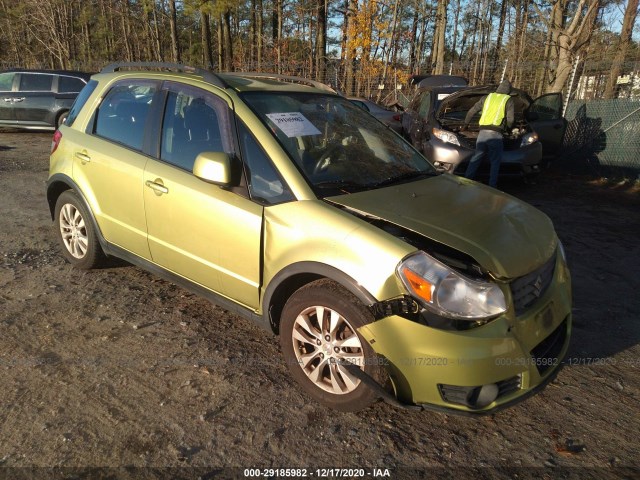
[{"left": 464, "top": 130, "right": 504, "bottom": 188}]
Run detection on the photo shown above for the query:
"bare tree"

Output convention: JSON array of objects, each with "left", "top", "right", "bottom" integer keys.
[
  {"left": 535, "top": 0, "right": 601, "bottom": 93},
  {"left": 603, "top": 0, "right": 639, "bottom": 98}
]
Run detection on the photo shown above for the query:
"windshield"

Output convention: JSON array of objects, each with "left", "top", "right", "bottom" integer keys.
[{"left": 242, "top": 92, "right": 435, "bottom": 196}]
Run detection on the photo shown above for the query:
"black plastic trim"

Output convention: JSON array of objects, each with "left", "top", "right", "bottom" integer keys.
[
  {"left": 418, "top": 359, "right": 564, "bottom": 416},
  {"left": 46, "top": 175, "right": 270, "bottom": 332},
  {"left": 263, "top": 262, "right": 377, "bottom": 323},
  {"left": 46, "top": 174, "right": 110, "bottom": 253},
  {"left": 103, "top": 244, "right": 269, "bottom": 332}
]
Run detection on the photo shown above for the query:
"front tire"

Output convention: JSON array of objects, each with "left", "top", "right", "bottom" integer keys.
[
  {"left": 280, "top": 279, "right": 386, "bottom": 412},
  {"left": 54, "top": 190, "right": 105, "bottom": 269}
]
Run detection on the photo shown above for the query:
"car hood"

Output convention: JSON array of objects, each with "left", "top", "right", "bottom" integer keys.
[
  {"left": 436, "top": 85, "right": 533, "bottom": 118},
  {"left": 327, "top": 174, "right": 556, "bottom": 279}
]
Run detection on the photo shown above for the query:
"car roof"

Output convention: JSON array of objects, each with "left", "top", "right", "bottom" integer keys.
[
  {"left": 2, "top": 69, "right": 92, "bottom": 80},
  {"left": 95, "top": 63, "right": 337, "bottom": 95},
  {"left": 220, "top": 73, "right": 336, "bottom": 94},
  {"left": 417, "top": 75, "right": 468, "bottom": 89}
]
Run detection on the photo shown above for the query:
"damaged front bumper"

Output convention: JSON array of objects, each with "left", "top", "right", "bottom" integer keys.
[{"left": 357, "top": 253, "right": 572, "bottom": 414}]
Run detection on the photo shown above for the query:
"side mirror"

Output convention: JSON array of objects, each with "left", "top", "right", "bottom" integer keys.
[{"left": 193, "top": 152, "right": 234, "bottom": 186}]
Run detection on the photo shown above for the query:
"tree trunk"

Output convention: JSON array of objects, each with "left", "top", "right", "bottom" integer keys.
[
  {"left": 256, "top": 0, "right": 263, "bottom": 69},
  {"left": 603, "top": 0, "right": 638, "bottom": 98},
  {"left": 492, "top": 0, "right": 507, "bottom": 81},
  {"left": 409, "top": 0, "right": 420, "bottom": 74},
  {"left": 168, "top": 0, "right": 181, "bottom": 63},
  {"left": 201, "top": 10, "right": 213, "bottom": 68},
  {"left": 217, "top": 15, "right": 223, "bottom": 69},
  {"left": 431, "top": 0, "right": 447, "bottom": 75},
  {"left": 223, "top": 9, "right": 233, "bottom": 71},
  {"left": 315, "top": 0, "right": 327, "bottom": 82}
]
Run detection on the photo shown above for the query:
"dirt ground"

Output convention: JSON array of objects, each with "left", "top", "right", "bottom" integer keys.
[{"left": 0, "top": 129, "right": 638, "bottom": 478}]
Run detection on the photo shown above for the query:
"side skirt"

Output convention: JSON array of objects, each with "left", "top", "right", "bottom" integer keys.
[{"left": 103, "top": 243, "right": 273, "bottom": 334}]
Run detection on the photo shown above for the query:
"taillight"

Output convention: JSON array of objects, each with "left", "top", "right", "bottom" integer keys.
[
  {"left": 51, "top": 130, "right": 62, "bottom": 154},
  {"left": 393, "top": 114, "right": 402, "bottom": 121}
]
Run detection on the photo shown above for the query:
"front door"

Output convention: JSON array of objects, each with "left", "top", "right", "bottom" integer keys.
[
  {"left": 143, "top": 82, "right": 263, "bottom": 309},
  {"left": 527, "top": 93, "right": 567, "bottom": 157},
  {"left": 0, "top": 72, "right": 17, "bottom": 124}
]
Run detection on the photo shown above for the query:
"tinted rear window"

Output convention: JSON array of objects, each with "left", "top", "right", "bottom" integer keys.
[
  {"left": 58, "top": 76, "right": 86, "bottom": 93},
  {"left": 19, "top": 74, "right": 53, "bottom": 91},
  {"left": 65, "top": 80, "right": 98, "bottom": 127}
]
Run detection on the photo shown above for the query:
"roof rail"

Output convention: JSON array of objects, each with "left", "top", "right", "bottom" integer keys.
[
  {"left": 228, "top": 72, "right": 336, "bottom": 93},
  {"left": 100, "top": 62, "right": 227, "bottom": 89}
]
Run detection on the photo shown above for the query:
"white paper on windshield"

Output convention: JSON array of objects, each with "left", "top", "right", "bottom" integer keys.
[
  {"left": 266, "top": 112, "right": 321, "bottom": 137},
  {"left": 437, "top": 93, "right": 451, "bottom": 101}
]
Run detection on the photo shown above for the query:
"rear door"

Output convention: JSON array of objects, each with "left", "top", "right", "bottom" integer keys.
[
  {"left": 70, "top": 79, "right": 157, "bottom": 260},
  {"left": 0, "top": 72, "right": 18, "bottom": 124},
  {"left": 15, "top": 73, "right": 56, "bottom": 127},
  {"left": 526, "top": 93, "right": 567, "bottom": 157},
  {"left": 143, "top": 81, "right": 263, "bottom": 309}
]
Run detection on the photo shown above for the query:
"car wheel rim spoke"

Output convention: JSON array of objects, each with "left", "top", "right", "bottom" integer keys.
[
  {"left": 292, "top": 305, "right": 364, "bottom": 395},
  {"left": 59, "top": 203, "right": 88, "bottom": 259},
  {"left": 335, "top": 363, "right": 360, "bottom": 391}
]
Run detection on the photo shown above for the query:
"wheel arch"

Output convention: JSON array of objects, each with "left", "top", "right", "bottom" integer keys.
[
  {"left": 262, "top": 262, "right": 378, "bottom": 335},
  {"left": 55, "top": 108, "right": 69, "bottom": 127},
  {"left": 47, "top": 174, "right": 108, "bottom": 253}
]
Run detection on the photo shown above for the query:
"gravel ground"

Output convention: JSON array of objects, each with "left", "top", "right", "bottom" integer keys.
[{"left": 0, "top": 129, "right": 638, "bottom": 479}]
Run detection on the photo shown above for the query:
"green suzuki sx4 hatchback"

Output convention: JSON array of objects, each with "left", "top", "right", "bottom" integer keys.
[{"left": 47, "top": 63, "right": 571, "bottom": 413}]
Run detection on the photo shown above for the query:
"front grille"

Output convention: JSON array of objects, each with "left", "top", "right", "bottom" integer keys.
[
  {"left": 531, "top": 318, "right": 568, "bottom": 375},
  {"left": 510, "top": 252, "right": 556, "bottom": 316}
]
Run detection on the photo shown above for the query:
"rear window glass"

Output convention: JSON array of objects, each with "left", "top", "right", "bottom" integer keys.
[
  {"left": 19, "top": 74, "right": 53, "bottom": 91},
  {"left": 58, "top": 76, "right": 86, "bottom": 93},
  {"left": 0, "top": 72, "right": 15, "bottom": 91},
  {"left": 65, "top": 80, "right": 98, "bottom": 127},
  {"left": 94, "top": 82, "right": 157, "bottom": 151}
]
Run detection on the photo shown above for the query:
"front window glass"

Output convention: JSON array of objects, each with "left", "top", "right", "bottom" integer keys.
[
  {"left": 238, "top": 122, "right": 294, "bottom": 205},
  {"left": 0, "top": 73, "right": 15, "bottom": 91},
  {"left": 530, "top": 93, "right": 562, "bottom": 120},
  {"left": 242, "top": 92, "right": 435, "bottom": 196},
  {"left": 160, "top": 83, "right": 233, "bottom": 171}
]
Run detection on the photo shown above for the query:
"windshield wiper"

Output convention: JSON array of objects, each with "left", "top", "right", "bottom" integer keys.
[
  {"left": 371, "top": 171, "right": 436, "bottom": 188},
  {"left": 314, "top": 180, "right": 368, "bottom": 193}
]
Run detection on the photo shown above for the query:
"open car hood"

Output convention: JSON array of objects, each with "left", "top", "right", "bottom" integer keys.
[
  {"left": 436, "top": 85, "right": 533, "bottom": 120},
  {"left": 327, "top": 174, "right": 557, "bottom": 279}
]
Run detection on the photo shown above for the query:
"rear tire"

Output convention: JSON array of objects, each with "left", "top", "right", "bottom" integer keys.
[
  {"left": 280, "top": 279, "right": 386, "bottom": 412},
  {"left": 54, "top": 190, "right": 105, "bottom": 269},
  {"left": 56, "top": 111, "right": 68, "bottom": 128}
]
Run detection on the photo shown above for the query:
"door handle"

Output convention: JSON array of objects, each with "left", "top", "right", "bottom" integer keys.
[
  {"left": 553, "top": 123, "right": 562, "bottom": 130},
  {"left": 13, "top": 97, "right": 24, "bottom": 102},
  {"left": 74, "top": 152, "right": 91, "bottom": 163},
  {"left": 145, "top": 180, "right": 169, "bottom": 195}
]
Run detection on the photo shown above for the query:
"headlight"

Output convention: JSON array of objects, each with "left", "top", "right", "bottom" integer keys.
[
  {"left": 432, "top": 128, "right": 460, "bottom": 146},
  {"left": 396, "top": 251, "right": 506, "bottom": 320},
  {"left": 521, "top": 131, "right": 539, "bottom": 147}
]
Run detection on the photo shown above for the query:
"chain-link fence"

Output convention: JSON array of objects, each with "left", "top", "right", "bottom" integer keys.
[{"left": 560, "top": 99, "right": 640, "bottom": 178}]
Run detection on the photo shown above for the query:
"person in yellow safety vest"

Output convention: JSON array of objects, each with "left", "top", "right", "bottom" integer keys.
[{"left": 462, "top": 79, "right": 515, "bottom": 188}]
